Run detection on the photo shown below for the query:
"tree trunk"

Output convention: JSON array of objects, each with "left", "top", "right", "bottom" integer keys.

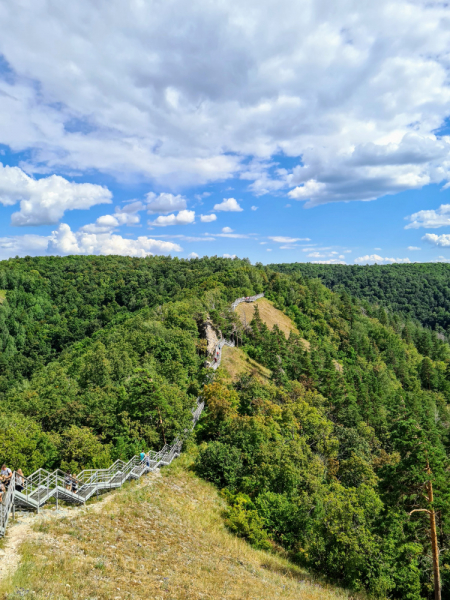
[
  {"left": 157, "top": 407, "right": 166, "bottom": 445},
  {"left": 428, "top": 478, "right": 441, "bottom": 600}
]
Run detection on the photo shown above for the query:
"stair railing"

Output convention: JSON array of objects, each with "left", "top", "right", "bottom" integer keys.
[{"left": 0, "top": 293, "right": 263, "bottom": 537}]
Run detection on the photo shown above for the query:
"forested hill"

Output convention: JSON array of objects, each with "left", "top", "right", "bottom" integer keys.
[
  {"left": 0, "top": 255, "right": 449, "bottom": 599},
  {"left": 269, "top": 262, "right": 450, "bottom": 334}
]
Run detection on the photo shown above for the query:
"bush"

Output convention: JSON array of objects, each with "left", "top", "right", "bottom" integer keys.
[
  {"left": 222, "top": 490, "right": 272, "bottom": 550},
  {"left": 194, "top": 441, "right": 243, "bottom": 490}
]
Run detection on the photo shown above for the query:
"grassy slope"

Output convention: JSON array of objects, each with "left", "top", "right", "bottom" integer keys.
[
  {"left": 221, "top": 345, "right": 271, "bottom": 382},
  {"left": 220, "top": 298, "right": 304, "bottom": 382},
  {"left": 236, "top": 298, "right": 299, "bottom": 338},
  {"left": 0, "top": 290, "right": 6, "bottom": 304},
  {"left": 0, "top": 458, "right": 352, "bottom": 600}
]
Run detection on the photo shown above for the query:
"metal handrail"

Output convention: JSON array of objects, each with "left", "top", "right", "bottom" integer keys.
[{"left": 0, "top": 293, "right": 263, "bottom": 537}]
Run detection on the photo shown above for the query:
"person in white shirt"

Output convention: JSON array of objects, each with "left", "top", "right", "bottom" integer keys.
[{"left": 1, "top": 464, "right": 12, "bottom": 488}]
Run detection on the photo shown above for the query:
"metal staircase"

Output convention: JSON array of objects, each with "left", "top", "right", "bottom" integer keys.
[{"left": 0, "top": 293, "right": 263, "bottom": 538}]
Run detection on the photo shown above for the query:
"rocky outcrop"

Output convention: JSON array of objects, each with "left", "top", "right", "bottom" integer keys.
[{"left": 198, "top": 318, "right": 221, "bottom": 355}]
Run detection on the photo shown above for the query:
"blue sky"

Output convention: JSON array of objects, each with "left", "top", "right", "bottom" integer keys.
[{"left": 1, "top": 0, "right": 450, "bottom": 265}]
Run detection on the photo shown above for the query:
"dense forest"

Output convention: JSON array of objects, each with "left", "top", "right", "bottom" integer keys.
[
  {"left": 0, "top": 255, "right": 449, "bottom": 600},
  {"left": 269, "top": 262, "right": 450, "bottom": 335}
]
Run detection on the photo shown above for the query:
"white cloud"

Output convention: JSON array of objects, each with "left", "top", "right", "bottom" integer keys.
[
  {"left": 0, "top": 233, "right": 50, "bottom": 260},
  {"left": 200, "top": 213, "right": 217, "bottom": 222},
  {"left": 146, "top": 192, "right": 187, "bottom": 214},
  {"left": 145, "top": 234, "right": 215, "bottom": 241},
  {"left": 354, "top": 254, "right": 411, "bottom": 264},
  {"left": 188, "top": 252, "right": 199, "bottom": 258},
  {"left": 0, "top": 223, "right": 182, "bottom": 260},
  {"left": 0, "top": 163, "right": 111, "bottom": 226},
  {"left": 384, "top": 257, "right": 411, "bottom": 264},
  {"left": 422, "top": 233, "right": 450, "bottom": 247},
  {"left": 148, "top": 210, "right": 195, "bottom": 227},
  {"left": 1, "top": 0, "right": 450, "bottom": 201},
  {"left": 269, "top": 236, "right": 310, "bottom": 243},
  {"left": 251, "top": 206, "right": 258, "bottom": 211},
  {"left": 223, "top": 253, "right": 237, "bottom": 259},
  {"left": 311, "top": 259, "right": 346, "bottom": 264},
  {"left": 222, "top": 227, "right": 233, "bottom": 233},
  {"left": 405, "top": 204, "right": 450, "bottom": 229},
  {"left": 355, "top": 254, "right": 384, "bottom": 263},
  {"left": 213, "top": 198, "right": 243, "bottom": 212},
  {"left": 407, "top": 246, "right": 421, "bottom": 251},
  {"left": 374, "top": 248, "right": 382, "bottom": 251},
  {"left": 80, "top": 202, "right": 144, "bottom": 233},
  {"left": 266, "top": 248, "right": 272, "bottom": 252},
  {"left": 214, "top": 233, "right": 249, "bottom": 238}
]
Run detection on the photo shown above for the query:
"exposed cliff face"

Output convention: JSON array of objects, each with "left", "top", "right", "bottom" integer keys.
[{"left": 198, "top": 318, "right": 221, "bottom": 355}]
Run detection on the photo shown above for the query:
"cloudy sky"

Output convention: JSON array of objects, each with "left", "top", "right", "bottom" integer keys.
[{"left": 1, "top": 0, "right": 450, "bottom": 264}]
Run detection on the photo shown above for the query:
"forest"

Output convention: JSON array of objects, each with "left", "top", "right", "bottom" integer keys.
[
  {"left": 269, "top": 262, "right": 450, "bottom": 335},
  {"left": 0, "top": 255, "right": 449, "bottom": 600}
]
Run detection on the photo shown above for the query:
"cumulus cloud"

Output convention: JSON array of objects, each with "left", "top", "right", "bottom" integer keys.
[
  {"left": 80, "top": 202, "right": 144, "bottom": 233},
  {"left": 407, "top": 246, "right": 421, "bottom": 250},
  {"left": 251, "top": 206, "right": 258, "bottom": 211},
  {"left": 222, "top": 227, "right": 233, "bottom": 233},
  {"left": 405, "top": 204, "right": 450, "bottom": 229},
  {"left": 354, "top": 254, "right": 411, "bottom": 264},
  {"left": 213, "top": 198, "right": 243, "bottom": 212},
  {"left": 422, "top": 233, "right": 450, "bottom": 247},
  {"left": 0, "top": 163, "right": 112, "bottom": 226},
  {"left": 146, "top": 193, "right": 187, "bottom": 214},
  {"left": 148, "top": 210, "right": 195, "bottom": 227},
  {"left": 1, "top": 0, "right": 450, "bottom": 201},
  {"left": 223, "top": 253, "right": 237, "bottom": 258},
  {"left": 200, "top": 214, "right": 217, "bottom": 222},
  {"left": 188, "top": 252, "right": 199, "bottom": 258},
  {"left": 0, "top": 223, "right": 182, "bottom": 260}
]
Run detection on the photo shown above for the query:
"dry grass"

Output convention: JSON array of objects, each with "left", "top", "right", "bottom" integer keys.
[
  {"left": 237, "top": 299, "right": 298, "bottom": 339},
  {"left": 221, "top": 345, "right": 271, "bottom": 382},
  {"left": 0, "top": 458, "right": 352, "bottom": 600},
  {"left": 237, "top": 299, "right": 311, "bottom": 352}
]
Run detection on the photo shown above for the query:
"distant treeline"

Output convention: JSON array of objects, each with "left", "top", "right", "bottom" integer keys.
[{"left": 269, "top": 262, "right": 450, "bottom": 334}]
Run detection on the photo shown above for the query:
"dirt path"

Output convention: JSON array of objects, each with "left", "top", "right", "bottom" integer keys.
[{"left": 0, "top": 471, "right": 161, "bottom": 584}]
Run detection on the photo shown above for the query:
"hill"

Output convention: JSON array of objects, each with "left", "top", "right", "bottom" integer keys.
[
  {"left": 268, "top": 262, "right": 450, "bottom": 334},
  {"left": 0, "top": 255, "right": 449, "bottom": 599},
  {"left": 236, "top": 297, "right": 298, "bottom": 338},
  {"left": 0, "top": 461, "right": 350, "bottom": 600}
]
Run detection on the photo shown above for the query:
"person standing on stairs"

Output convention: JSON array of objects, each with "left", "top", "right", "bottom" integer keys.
[
  {"left": 1, "top": 464, "right": 12, "bottom": 489},
  {"left": 15, "top": 469, "right": 24, "bottom": 493}
]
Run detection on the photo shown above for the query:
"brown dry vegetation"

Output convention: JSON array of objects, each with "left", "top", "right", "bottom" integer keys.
[
  {"left": 236, "top": 298, "right": 311, "bottom": 352},
  {"left": 0, "top": 457, "right": 351, "bottom": 600},
  {"left": 221, "top": 345, "right": 271, "bottom": 382},
  {"left": 236, "top": 298, "right": 298, "bottom": 338}
]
